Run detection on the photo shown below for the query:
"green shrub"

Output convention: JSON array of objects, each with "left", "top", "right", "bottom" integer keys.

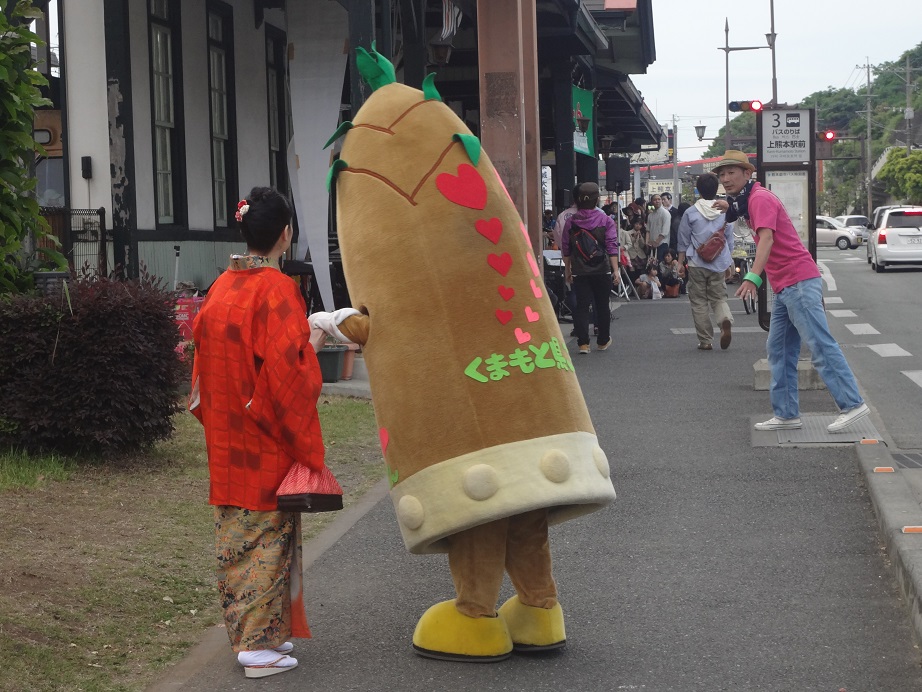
[{"left": 0, "top": 274, "right": 185, "bottom": 455}]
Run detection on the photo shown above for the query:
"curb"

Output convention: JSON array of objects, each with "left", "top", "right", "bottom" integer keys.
[{"left": 854, "top": 440, "right": 922, "bottom": 646}]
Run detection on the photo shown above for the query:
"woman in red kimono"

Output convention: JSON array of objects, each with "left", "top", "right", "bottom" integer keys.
[{"left": 189, "top": 187, "right": 327, "bottom": 678}]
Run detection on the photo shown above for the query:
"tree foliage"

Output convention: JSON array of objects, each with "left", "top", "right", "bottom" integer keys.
[
  {"left": 878, "top": 149, "right": 922, "bottom": 204},
  {"left": 0, "top": 0, "right": 61, "bottom": 294}
]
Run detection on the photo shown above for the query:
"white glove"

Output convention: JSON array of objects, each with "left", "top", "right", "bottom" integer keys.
[{"left": 308, "top": 308, "right": 362, "bottom": 344}]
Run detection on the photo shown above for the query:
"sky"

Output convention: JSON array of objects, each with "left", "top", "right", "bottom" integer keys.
[{"left": 630, "top": 0, "right": 922, "bottom": 163}]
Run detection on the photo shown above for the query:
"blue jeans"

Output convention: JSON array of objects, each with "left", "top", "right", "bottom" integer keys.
[{"left": 767, "top": 277, "right": 863, "bottom": 419}]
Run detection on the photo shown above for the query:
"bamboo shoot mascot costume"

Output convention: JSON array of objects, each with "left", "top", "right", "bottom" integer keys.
[{"left": 312, "top": 47, "right": 616, "bottom": 662}]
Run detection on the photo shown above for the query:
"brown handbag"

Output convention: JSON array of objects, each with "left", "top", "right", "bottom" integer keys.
[
  {"left": 276, "top": 463, "right": 344, "bottom": 513},
  {"left": 694, "top": 223, "right": 727, "bottom": 263}
]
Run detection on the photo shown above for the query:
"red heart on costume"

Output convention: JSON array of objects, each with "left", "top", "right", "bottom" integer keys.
[
  {"left": 488, "top": 253, "right": 512, "bottom": 276},
  {"left": 498, "top": 285, "right": 515, "bottom": 301},
  {"left": 514, "top": 327, "right": 531, "bottom": 344},
  {"left": 379, "top": 428, "right": 389, "bottom": 454},
  {"left": 436, "top": 163, "right": 487, "bottom": 210},
  {"left": 475, "top": 217, "right": 503, "bottom": 244},
  {"left": 525, "top": 306, "right": 540, "bottom": 323},
  {"left": 495, "top": 309, "right": 513, "bottom": 325}
]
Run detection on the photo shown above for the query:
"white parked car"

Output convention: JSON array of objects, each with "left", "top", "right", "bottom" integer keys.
[
  {"left": 867, "top": 207, "right": 922, "bottom": 272},
  {"left": 815, "top": 215, "right": 861, "bottom": 250}
]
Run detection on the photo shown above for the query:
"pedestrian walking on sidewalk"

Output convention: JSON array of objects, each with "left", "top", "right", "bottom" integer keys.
[
  {"left": 562, "top": 182, "right": 621, "bottom": 354},
  {"left": 714, "top": 151, "right": 869, "bottom": 433},
  {"left": 677, "top": 173, "right": 734, "bottom": 351},
  {"left": 189, "top": 187, "right": 331, "bottom": 678}
]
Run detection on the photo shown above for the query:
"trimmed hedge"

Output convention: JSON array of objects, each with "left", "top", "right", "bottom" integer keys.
[{"left": 0, "top": 275, "right": 185, "bottom": 455}]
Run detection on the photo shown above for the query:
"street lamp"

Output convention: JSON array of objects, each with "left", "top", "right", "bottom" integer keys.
[
  {"left": 694, "top": 124, "right": 717, "bottom": 142},
  {"left": 718, "top": 11, "right": 777, "bottom": 150}
]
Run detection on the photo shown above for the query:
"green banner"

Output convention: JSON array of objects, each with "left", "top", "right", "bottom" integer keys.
[{"left": 572, "top": 86, "right": 595, "bottom": 158}]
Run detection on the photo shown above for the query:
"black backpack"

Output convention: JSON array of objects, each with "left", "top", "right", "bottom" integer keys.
[{"left": 570, "top": 223, "right": 607, "bottom": 272}]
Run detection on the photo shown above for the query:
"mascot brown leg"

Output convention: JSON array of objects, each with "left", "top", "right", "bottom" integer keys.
[
  {"left": 412, "top": 510, "right": 565, "bottom": 661},
  {"left": 500, "top": 510, "right": 566, "bottom": 651}
]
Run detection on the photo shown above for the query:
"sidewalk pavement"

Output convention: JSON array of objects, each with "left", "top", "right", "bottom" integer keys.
[{"left": 150, "top": 297, "right": 922, "bottom": 690}]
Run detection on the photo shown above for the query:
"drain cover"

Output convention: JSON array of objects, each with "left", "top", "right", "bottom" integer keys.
[{"left": 777, "top": 414, "right": 880, "bottom": 444}]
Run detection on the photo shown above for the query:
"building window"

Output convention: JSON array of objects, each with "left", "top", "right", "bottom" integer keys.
[
  {"left": 265, "top": 29, "right": 288, "bottom": 195},
  {"left": 207, "top": 3, "right": 236, "bottom": 227},
  {"left": 149, "top": 0, "right": 184, "bottom": 226}
]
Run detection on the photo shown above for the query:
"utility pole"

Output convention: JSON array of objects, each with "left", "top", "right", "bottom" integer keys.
[
  {"left": 672, "top": 114, "right": 679, "bottom": 204},
  {"left": 906, "top": 55, "right": 915, "bottom": 155},
  {"left": 860, "top": 59, "right": 873, "bottom": 217}
]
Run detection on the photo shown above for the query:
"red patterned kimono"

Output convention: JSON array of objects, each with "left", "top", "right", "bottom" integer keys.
[{"left": 189, "top": 255, "right": 324, "bottom": 645}]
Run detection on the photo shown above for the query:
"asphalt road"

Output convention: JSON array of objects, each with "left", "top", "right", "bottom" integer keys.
[{"left": 164, "top": 250, "right": 922, "bottom": 691}]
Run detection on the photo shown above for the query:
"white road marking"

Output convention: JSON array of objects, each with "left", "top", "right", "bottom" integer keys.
[
  {"left": 828, "top": 309, "right": 856, "bottom": 317},
  {"left": 904, "top": 371, "right": 922, "bottom": 388},
  {"left": 825, "top": 296, "right": 844, "bottom": 304},
  {"left": 845, "top": 323, "right": 880, "bottom": 335},
  {"left": 817, "top": 261, "right": 836, "bottom": 292},
  {"left": 868, "top": 343, "right": 913, "bottom": 357},
  {"left": 840, "top": 256, "right": 863, "bottom": 261}
]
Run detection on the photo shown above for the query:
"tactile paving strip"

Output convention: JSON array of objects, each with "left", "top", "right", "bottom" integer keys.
[{"left": 777, "top": 414, "right": 880, "bottom": 444}]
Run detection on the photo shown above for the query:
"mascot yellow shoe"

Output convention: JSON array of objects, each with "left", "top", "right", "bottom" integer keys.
[
  {"left": 412, "top": 600, "right": 513, "bottom": 662},
  {"left": 498, "top": 596, "right": 566, "bottom": 651}
]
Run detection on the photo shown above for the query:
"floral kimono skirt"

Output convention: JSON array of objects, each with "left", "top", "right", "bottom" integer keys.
[{"left": 215, "top": 507, "right": 311, "bottom": 651}]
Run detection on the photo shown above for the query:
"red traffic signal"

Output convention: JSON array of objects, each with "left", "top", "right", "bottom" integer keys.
[
  {"left": 816, "top": 130, "right": 836, "bottom": 142},
  {"left": 728, "top": 100, "right": 763, "bottom": 113}
]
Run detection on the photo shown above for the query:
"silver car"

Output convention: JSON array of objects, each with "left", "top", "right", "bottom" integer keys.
[
  {"left": 835, "top": 215, "right": 872, "bottom": 241},
  {"left": 816, "top": 215, "right": 860, "bottom": 250}
]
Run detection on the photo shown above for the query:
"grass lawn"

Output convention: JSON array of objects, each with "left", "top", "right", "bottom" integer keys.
[{"left": 0, "top": 395, "right": 381, "bottom": 692}]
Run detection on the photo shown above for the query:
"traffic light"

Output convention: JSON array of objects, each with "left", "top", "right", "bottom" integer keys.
[
  {"left": 667, "top": 127, "right": 674, "bottom": 161},
  {"left": 816, "top": 130, "right": 836, "bottom": 142},
  {"left": 728, "top": 100, "right": 763, "bottom": 113}
]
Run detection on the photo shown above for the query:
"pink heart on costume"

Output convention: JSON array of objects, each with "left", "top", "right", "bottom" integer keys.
[
  {"left": 514, "top": 327, "right": 531, "bottom": 344},
  {"left": 529, "top": 279, "right": 542, "bottom": 299},
  {"left": 495, "top": 309, "right": 513, "bottom": 325},
  {"left": 475, "top": 218, "right": 503, "bottom": 244},
  {"left": 488, "top": 252, "right": 512, "bottom": 277},
  {"left": 519, "top": 221, "right": 530, "bottom": 241},
  {"left": 498, "top": 286, "right": 515, "bottom": 301},
  {"left": 525, "top": 251, "right": 540, "bottom": 277},
  {"left": 379, "top": 428, "right": 389, "bottom": 455},
  {"left": 436, "top": 163, "right": 488, "bottom": 210},
  {"left": 525, "top": 306, "right": 540, "bottom": 323}
]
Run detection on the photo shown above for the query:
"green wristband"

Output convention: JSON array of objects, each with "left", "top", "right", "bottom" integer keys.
[{"left": 744, "top": 271, "right": 763, "bottom": 288}]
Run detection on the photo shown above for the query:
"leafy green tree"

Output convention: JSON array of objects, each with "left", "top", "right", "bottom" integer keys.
[
  {"left": 878, "top": 149, "right": 922, "bottom": 204},
  {"left": 703, "top": 113, "right": 757, "bottom": 158},
  {"left": 0, "top": 0, "right": 61, "bottom": 294}
]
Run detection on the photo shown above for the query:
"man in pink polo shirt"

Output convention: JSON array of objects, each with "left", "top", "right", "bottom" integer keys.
[{"left": 714, "top": 150, "right": 869, "bottom": 433}]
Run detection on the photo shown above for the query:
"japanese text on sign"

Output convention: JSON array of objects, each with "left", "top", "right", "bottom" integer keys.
[{"left": 761, "top": 109, "right": 812, "bottom": 164}]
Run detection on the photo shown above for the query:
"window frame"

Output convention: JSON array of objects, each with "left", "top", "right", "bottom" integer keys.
[
  {"left": 206, "top": 1, "right": 238, "bottom": 228},
  {"left": 148, "top": 0, "right": 187, "bottom": 228},
  {"left": 265, "top": 25, "right": 289, "bottom": 196}
]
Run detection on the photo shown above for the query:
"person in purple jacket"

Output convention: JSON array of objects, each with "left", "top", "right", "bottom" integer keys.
[
  {"left": 715, "top": 150, "right": 869, "bottom": 434},
  {"left": 561, "top": 182, "right": 621, "bottom": 355}
]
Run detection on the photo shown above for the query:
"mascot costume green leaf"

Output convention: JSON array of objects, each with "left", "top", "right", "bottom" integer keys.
[{"left": 311, "top": 47, "right": 616, "bottom": 662}]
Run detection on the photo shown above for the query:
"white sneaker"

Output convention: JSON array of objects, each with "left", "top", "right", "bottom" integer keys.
[
  {"left": 827, "top": 403, "right": 869, "bottom": 433},
  {"left": 754, "top": 416, "right": 802, "bottom": 431}
]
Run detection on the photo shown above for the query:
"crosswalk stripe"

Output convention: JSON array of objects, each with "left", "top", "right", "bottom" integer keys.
[
  {"left": 845, "top": 323, "right": 880, "bottom": 335},
  {"left": 868, "top": 343, "right": 913, "bottom": 358},
  {"left": 903, "top": 371, "right": 922, "bottom": 388},
  {"left": 829, "top": 309, "right": 856, "bottom": 317}
]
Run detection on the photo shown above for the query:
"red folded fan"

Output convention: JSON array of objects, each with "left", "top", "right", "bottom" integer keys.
[{"left": 277, "top": 463, "right": 344, "bottom": 513}]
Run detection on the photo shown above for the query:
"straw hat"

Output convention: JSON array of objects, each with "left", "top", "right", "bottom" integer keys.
[{"left": 712, "top": 150, "right": 756, "bottom": 173}]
